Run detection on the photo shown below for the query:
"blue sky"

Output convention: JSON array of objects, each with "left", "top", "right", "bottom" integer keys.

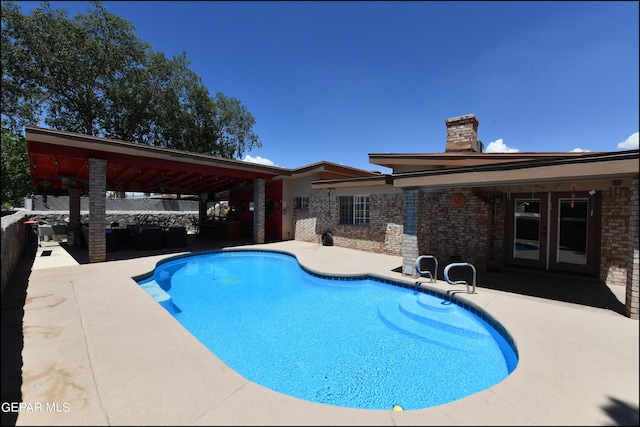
[{"left": 16, "top": 1, "right": 640, "bottom": 173}]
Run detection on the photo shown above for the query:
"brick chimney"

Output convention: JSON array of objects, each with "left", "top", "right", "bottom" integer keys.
[{"left": 445, "top": 114, "right": 482, "bottom": 152}]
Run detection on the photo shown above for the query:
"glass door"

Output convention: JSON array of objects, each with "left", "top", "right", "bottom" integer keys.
[
  {"left": 548, "top": 192, "right": 599, "bottom": 274},
  {"left": 556, "top": 198, "right": 588, "bottom": 265},
  {"left": 507, "top": 191, "right": 600, "bottom": 274},
  {"left": 507, "top": 195, "right": 548, "bottom": 268}
]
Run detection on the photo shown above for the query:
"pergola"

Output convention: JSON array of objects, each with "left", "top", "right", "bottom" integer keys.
[{"left": 25, "top": 126, "right": 290, "bottom": 262}]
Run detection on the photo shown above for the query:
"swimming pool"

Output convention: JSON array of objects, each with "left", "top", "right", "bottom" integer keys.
[{"left": 136, "top": 250, "right": 518, "bottom": 411}]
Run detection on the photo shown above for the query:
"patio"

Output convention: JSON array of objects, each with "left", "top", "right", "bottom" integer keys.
[{"left": 1, "top": 238, "right": 638, "bottom": 426}]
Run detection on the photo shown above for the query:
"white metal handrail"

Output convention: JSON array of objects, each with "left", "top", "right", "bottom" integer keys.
[
  {"left": 415, "top": 255, "right": 438, "bottom": 283},
  {"left": 443, "top": 262, "right": 476, "bottom": 294}
]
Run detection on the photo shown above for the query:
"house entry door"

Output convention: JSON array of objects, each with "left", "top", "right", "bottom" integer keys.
[{"left": 506, "top": 191, "right": 599, "bottom": 275}]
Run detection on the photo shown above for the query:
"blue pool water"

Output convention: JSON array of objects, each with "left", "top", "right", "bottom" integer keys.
[{"left": 136, "top": 250, "right": 518, "bottom": 411}]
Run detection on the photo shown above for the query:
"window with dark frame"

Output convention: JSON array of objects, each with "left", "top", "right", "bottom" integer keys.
[
  {"left": 293, "top": 196, "right": 309, "bottom": 209},
  {"left": 339, "top": 195, "right": 370, "bottom": 225}
]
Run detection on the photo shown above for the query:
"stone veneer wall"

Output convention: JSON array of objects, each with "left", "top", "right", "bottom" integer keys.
[
  {"left": 291, "top": 209, "right": 318, "bottom": 243},
  {"left": 24, "top": 211, "right": 200, "bottom": 233},
  {"left": 0, "top": 211, "right": 199, "bottom": 295},
  {"left": 1, "top": 211, "right": 29, "bottom": 294},
  {"left": 292, "top": 208, "right": 317, "bottom": 242},
  {"left": 401, "top": 189, "right": 420, "bottom": 275},
  {"left": 600, "top": 186, "right": 631, "bottom": 288}
]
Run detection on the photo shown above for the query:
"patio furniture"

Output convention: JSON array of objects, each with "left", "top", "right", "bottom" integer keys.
[
  {"left": 111, "top": 227, "right": 130, "bottom": 245},
  {"left": 37, "top": 223, "right": 56, "bottom": 245},
  {"left": 130, "top": 225, "right": 163, "bottom": 251},
  {"left": 81, "top": 225, "right": 118, "bottom": 252},
  {"left": 105, "top": 229, "right": 118, "bottom": 252},
  {"left": 162, "top": 226, "right": 187, "bottom": 248},
  {"left": 36, "top": 223, "right": 68, "bottom": 245}
]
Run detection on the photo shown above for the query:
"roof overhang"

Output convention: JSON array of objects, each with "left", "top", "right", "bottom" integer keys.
[
  {"left": 311, "top": 150, "right": 638, "bottom": 191},
  {"left": 311, "top": 174, "right": 393, "bottom": 189},
  {"left": 25, "top": 126, "right": 290, "bottom": 195},
  {"left": 290, "top": 161, "right": 381, "bottom": 180},
  {"left": 391, "top": 150, "right": 639, "bottom": 190},
  {"left": 368, "top": 151, "right": 594, "bottom": 170}
]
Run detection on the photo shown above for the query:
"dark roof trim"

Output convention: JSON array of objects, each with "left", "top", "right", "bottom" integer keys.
[
  {"left": 368, "top": 151, "right": 593, "bottom": 168},
  {"left": 311, "top": 174, "right": 393, "bottom": 189},
  {"left": 391, "top": 150, "right": 638, "bottom": 179}
]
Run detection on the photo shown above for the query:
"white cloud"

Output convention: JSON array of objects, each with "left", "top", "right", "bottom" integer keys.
[
  {"left": 570, "top": 147, "right": 591, "bottom": 152},
  {"left": 484, "top": 139, "right": 520, "bottom": 153},
  {"left": 617, "top": 132, "right": 639, "bottom": 150},
  {"left": 242, "top": 155, "right": 276, "bottom": 166}
]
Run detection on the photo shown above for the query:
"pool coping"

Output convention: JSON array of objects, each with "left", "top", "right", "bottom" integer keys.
[{"left": 13, "top": 240, "right": 640, "bottom": 426}]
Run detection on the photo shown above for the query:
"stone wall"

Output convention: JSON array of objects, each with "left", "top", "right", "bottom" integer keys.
[
  {"left": 25, "top": 211, "right": 200, "bottom": 233},
  {"left": 27, "top": 194, "right": 200, "bottom": 212},
  {"left": 1, "top": 211, "right": 29, "bottom": 295},
  {"left": 292, "top": 209, "right": 317, "bottom": 243},
  {"left": 0, "top": 210, "right": 199, "bottom": 296}
]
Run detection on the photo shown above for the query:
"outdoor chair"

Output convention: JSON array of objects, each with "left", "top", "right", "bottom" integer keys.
[
  {"left": 131, "top": 225, "right": 163, "bottom": 251},
  {"left": 162, "top": 226, "right": 187, "bottom": 248}
]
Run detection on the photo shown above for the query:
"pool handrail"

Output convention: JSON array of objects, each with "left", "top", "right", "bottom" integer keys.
[
  {"left": 415, "top": 255, "right": 438, "bottom": 283},
  {"left": 443, "top": 262, "right": 476, "bottom": 294}
]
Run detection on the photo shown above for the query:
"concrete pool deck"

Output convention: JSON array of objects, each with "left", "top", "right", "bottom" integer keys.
[{"left": 2, "top": 238, "right": 639, "bottom": 425}]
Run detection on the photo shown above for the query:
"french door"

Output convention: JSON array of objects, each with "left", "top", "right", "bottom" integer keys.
[{"left": 506, "top": 192, "right": 599, "bottom": 274}]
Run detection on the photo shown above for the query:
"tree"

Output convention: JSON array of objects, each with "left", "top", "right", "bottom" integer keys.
[
  {"left": 1, "top": 122, "right": 31, "bottom": 208},
  {"left": 1, "top": 1, "right": 261, "bottom": 157}
]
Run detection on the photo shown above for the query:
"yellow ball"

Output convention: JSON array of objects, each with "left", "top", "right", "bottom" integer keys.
[{"left": 392, "top": 405, "right": 404, "bottom": 411}]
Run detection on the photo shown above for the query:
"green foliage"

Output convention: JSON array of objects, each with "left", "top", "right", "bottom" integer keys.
[
  {"left": 1, "top": 122, "right": 31, "bottom": 207},
  {"left": 1, "top": 0, "right": 262, "bottom": 156}
]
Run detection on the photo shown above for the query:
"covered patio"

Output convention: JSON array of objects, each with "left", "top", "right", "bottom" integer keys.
[{"left": 25, "top": 126, "right": 290, "bottom": 262}]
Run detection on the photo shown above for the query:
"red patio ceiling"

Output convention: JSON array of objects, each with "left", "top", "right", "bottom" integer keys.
[{"left": 25, "top": 129, "right": 285, "bottom": 195}]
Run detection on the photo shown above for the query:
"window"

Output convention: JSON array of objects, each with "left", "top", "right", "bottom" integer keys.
[
  {"left": 339, "top": 195, "right": 370, "bottom": 225},
  {"left": 293, "top": 196, "right": 309, "bottom": 209}
]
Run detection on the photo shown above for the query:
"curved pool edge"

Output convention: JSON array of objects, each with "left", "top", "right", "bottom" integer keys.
[
  {"left": 134, "top": 247, "right": 519, "bottom": 376},
  {"left": 16, "top": 240, "right": 639, "bottom": 426}
]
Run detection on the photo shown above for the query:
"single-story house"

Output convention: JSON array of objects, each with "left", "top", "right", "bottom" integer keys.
[{"left": 24, "top": 114, "right": 639, "bottom": 318}]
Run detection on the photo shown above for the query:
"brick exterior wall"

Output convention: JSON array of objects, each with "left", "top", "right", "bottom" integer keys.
[
  {"left": 600, "top": 186, "right": 631, "bottom": 287},
  {"left": 417, "top": 189, "right": 493, "bottom": 271},
  {"left": 293, "top": 192, "right": 404, "bottom": 255},
  {"left": 253, "top": 178, "right": 265, "bottom": 244},
  {"left": 445, "top": 114, "right": 481, "bottom": 152},
  {"left": 490, "top": 192, "right": 506, "bottom": 270},
  {"left": 292, "top": 178, "right": 639, "bottom": 322},
  {"left": 329, "top": 193, "right": 403, "bottom": 255},
  {"left": 88, "top": 158, "right": 107, "bottom": 263},
  {"left": 626, "top": 178, "right": 639, "bottom": 319},
  {"left": 296, "top": 187, "right": 498, "bottom": 275}
]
